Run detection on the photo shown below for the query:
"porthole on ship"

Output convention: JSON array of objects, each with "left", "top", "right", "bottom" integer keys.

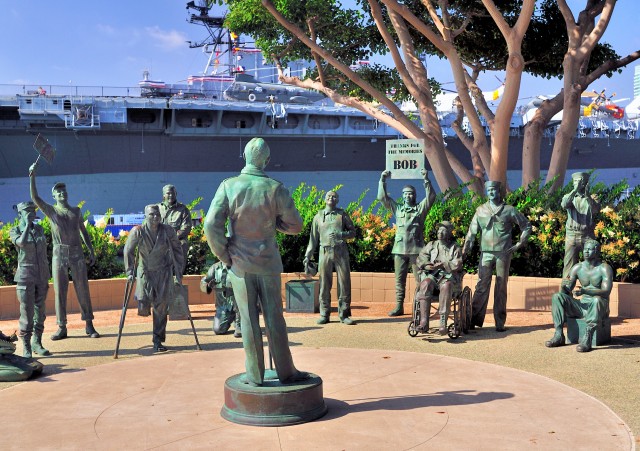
[
  {"left": 221, "top": 112, "right": 256, "bottom": 129},
  {"left": 308, "top": 115, "right": 340, "bottom": 130},
  {"left": 175, "top": 110, "right": 214, "bottom": 128},
  {"left": 129, "top": 109, "right": 158, "bottom": 124}
]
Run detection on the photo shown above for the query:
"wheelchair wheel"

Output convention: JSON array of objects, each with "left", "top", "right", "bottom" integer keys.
[
  {"left": 408, "top": 320, "right": 419, "bottom": 337},
  {"left": 460, "top": 287, "right": 472, "bottom": 334},
  {"left": 447, "top": 323, "right": 460, "bottom": 339}
]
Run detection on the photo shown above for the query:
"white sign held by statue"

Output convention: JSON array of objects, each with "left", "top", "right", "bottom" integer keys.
[{"left": 385, "top": 139, "right": 425, "bottom": 179}]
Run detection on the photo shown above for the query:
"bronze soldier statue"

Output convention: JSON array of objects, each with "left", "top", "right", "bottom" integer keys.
[
  {"left": 201, "top": 261, "right": 242, "bottom": 338},
  {"left": 304, "top": 190, "right": 356, "bottom": 325},
  {"left": 462, "top": 181, "right": 531, "bottom": 332},
  {"left": 415, "top": 221, "right": 463, "bottom": 335},
  {"left": 378, "top": 168, "right": 436, "bottom": 316},
  {"left": 545, "top": 239, "right": 611, "bottom": 352},
  {"left": 0, "top": 330, "right": 43, "bottom": 382},
  {"left": 10, "top": 201, "right": 51, "bottom": 357},
  {"left": 561, "top": 172, "right": 600, "bottom": 279},
  {"left": 158, "top": 184, "right": 192, "bottom": 274},
  {"left": 29, "top": 164, "right": 100, "bottom": 340}
]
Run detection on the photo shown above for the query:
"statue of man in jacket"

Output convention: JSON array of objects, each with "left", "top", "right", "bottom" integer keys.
[{"left": 204, "top": 137, "right": 309, "bottom": 387}]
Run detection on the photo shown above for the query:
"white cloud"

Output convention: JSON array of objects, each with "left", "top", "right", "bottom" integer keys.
[
  {"left": 145, "top": 26, "right": 187, "bottom": 51},
  {"left": 96, "top": 24, "right": 116, "bottom": 35}
]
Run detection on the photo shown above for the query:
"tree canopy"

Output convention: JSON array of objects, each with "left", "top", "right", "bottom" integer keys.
[{"left": 217, "top": 0, "right": 630, "bottom": 192}]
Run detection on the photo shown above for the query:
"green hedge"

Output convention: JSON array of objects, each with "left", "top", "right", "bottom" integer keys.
[{"left": 1, "top": 178, "right": 639, "bottom": 285}]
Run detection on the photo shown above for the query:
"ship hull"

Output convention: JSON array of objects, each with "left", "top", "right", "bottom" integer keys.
[{"left": 1, "top": 129, "right": 639, "bottom": 222}]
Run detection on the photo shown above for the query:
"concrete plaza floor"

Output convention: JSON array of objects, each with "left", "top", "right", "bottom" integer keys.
[{"left": 1, "top": 304, "right": 638, "bottom": 450}]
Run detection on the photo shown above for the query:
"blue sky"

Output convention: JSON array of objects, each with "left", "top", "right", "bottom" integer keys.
[{"left": 1, "top": 1, "right": 638, "bottom": 105}]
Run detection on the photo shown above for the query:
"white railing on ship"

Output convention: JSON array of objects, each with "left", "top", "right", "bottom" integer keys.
[{"left": 0, "top": 83, "right": 142, "bottom": 98}]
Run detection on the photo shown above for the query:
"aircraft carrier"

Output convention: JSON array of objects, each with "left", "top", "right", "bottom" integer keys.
[{"left": 0, "top": 3, "right": 638, "bottom": 222}]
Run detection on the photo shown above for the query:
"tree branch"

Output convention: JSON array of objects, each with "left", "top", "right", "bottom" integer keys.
[
  {"left": 306, "top": 18, "right": 328, "bottom": 86},
  {"left": 367, "top": 0, "right": 424, "bottom": 101},
  {"left": 585, "top": 50, "right": 640, "bottom": 85},
  {"left": 260, "top": 0, "right": 421, "bottom": 137},
  {"left": 380, "top": 0, "right": 448, "bottom": 54},
  {"left": 581, "top": 0, "right": 615, "bottom": 54}
]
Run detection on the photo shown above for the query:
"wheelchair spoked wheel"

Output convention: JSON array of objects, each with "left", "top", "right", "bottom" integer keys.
[
  {"left": 460, "top": 287, "right": 472, "bottom": 334},
  {"left": 448, "top": 323, "right": 460, "bottom": 339},
  {"left": 408, "top": 320, "right": 419, "bottom": 337}
]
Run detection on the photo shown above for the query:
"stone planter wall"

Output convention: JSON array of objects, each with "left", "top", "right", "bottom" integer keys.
[{"left": 1, "top": 273, "right": 639, "bottom": 320}]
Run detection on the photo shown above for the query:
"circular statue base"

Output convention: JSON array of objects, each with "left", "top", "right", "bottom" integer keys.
[{"left": 221, "top": 370, "right": 327, "bottom": 426}]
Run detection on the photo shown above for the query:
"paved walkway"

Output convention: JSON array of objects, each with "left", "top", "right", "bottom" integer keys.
[
  {"left": 0, "top": 307, "right": 637, "bottom": 450},
  {"left": 0, "top": 346, "right": 633, "bottom": 450}
]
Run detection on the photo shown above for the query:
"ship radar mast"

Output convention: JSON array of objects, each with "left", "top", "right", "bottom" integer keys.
[{"left": 185, "top": 1, "right": 243, "bottom": 77}]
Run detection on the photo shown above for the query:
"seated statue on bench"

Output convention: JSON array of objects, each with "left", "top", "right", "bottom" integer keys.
[
  {"left": 545, "top": 238, "right": 612, "bottom": 353},
  {"left": 415, "top": 221, "right": 463, "bottom": 335}
]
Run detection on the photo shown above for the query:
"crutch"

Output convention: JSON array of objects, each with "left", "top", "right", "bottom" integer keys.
[
  {"left": 186, "top": 306, "right": 202, "bottom": 351},
  {"left": 114, "top": 251, "right": 138, "bottom": 359}
]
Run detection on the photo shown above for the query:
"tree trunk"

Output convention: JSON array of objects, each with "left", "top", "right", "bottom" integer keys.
[
  {"left": 544, "top": 84, "right": 582, "bottom": 190},
  {"left": 489, "top": 52, "right": 525, "bottom": 185},
  {"left": 521, "top": 94, "right": 563, "bottom": 186},
  {"left": 545, "top": 48, "right": 584, "bottom": 191}
]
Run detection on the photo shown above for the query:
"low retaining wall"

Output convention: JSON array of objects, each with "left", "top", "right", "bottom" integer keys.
[{"left": 0, "top": 273, "right": 638, "bottom": 320}]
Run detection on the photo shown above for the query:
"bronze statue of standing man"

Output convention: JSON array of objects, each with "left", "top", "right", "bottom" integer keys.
[
  {"left": 378, "top": 168, "right": 436, "bottom": 316},
  {"left": 304, "top": 190, "right": 357, "bottom": 325},
  {"left": 561, "top": 172, "right": 599, "bottom": 279},
  {"left": 124, "top": 204, "right": 184, "bottom": 352},
  {"left": 204, "top": 137, "right": 308, "bottom": 387},
  {"left": 462, "top": 181, "right": 531, "bottom": 332},
  {"left": 10, "top": 201, "right": 51, "bottom": 357},
  {"left": 158, "top": 184, "right": 191, "bottom": 274},
  {"left": 29, "top": 164, "right": 100, "bottom": 340}
]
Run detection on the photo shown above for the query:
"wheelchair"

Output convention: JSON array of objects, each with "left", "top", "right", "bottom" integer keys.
[{"left": 407, "top": 271, "right": 472, "bottom": 339}]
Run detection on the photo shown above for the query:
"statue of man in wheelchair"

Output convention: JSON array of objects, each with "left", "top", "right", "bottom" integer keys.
[{"left": 414, "top": 221, "right": 464, "bottom": 335}]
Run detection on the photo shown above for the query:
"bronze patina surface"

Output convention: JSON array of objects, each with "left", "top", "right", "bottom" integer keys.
[{"left": 221, "top": 370, "right": 327, "bottom": 426}]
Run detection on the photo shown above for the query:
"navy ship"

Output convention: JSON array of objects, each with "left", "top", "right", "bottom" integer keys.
[{"left": 0, "top": 3, "right": 639, "bottom": 222}]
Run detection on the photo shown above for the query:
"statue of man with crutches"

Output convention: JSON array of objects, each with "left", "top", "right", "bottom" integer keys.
[{"left": 124, "top": 204, "right": 184, "bottom": 353}]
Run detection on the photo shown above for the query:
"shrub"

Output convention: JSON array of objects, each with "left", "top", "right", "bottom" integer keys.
[{"left": 1, "top": 179, "right": 639, "bottom": 285}]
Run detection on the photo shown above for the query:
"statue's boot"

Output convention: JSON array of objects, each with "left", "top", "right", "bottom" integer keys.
[
  {"left": 340, "top": 316, "right": 356, "bottom": 325},
  {"left": 85, "top": 320, "right": 100, "bottom": 338},
  {"left": 417, "top": 299, "right": 429, "bottom": 332},
  {"left": 22, "top": 334, "right": 32, "bottom": 359},
  {"left": 438, "top": 315, "right": 447, "bottom": 335},
  {"left": 233, "top": 317, "right": 242, "bottom": 338},
  {"left": 545, "top": 329, "right": 566, "bottom": 348},
  {"left": 388, "top": 302, "right": 404, "bottom": 317},
  {"left": 576, "top": 326, "right": 595, "bottom": 353},
  {"left": 153, "top": 340, "right": 168, "bottom": 353},
  {"left": 31, "top": 333, "right": 50, "bottom": 356},
  {"left": 50, "top": 326, "right": 67, "bottom": 341}
]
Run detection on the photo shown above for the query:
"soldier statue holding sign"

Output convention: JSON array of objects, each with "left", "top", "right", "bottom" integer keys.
[{"left": 378, "top": 168, "right": 436, "bottom": 316}]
